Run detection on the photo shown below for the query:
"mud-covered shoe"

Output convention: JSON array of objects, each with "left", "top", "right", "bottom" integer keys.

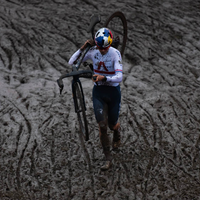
[
  {"left": 112, "top": 140, "right": 121, "bottom": 149},
  {"left": 101, "top": 160, "right": 112, "bottom": 171}
]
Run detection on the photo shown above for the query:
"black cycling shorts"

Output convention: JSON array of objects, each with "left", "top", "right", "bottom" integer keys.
[{"left": 92, "top": 85, "right": 121, "bottom": 125}]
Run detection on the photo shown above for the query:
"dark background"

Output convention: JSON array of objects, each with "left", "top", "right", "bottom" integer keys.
[{"left": 1, "top": 0, "right": 200, "bottom": 199}]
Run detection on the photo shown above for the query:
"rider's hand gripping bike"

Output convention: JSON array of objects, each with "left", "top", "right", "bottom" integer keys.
[{"left": 57, "top": 11, "right": 127, "bottom": 141}]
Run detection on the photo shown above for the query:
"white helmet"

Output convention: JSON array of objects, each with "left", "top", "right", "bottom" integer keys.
[{"left": 95, "top": 27, "right": 113, "bottom": 49}]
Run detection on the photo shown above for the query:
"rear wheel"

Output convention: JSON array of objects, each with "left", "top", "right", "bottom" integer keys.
[
  {"left": 74, "top": 82, "right": 89, "bottom": 141},
  {"left": 104, "top": 11, "right": 127, "bottom": 57}
]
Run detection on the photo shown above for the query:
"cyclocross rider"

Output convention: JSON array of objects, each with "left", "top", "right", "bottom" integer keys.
[{"left": 68, "top": 27, "right": 122, "bottom": 171}]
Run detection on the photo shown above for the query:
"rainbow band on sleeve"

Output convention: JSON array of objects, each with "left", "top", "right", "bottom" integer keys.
[
  {"left": 94, "top": 69, "right": 115, "bottom": 74},
  {"left": 116, "top": 69, "right": 123, "bottom": 73}
]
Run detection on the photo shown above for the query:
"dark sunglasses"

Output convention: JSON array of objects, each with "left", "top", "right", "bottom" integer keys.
[{"left": 97, "top": 45, "right": 110, "bottom": 51}]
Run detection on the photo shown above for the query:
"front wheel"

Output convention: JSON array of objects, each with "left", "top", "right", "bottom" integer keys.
[
  {"left": 74, "top": 82, "right": 89, "bottom": 141},
  {"left": 104, "top": 11, "right": 128, "bottom": 57}
]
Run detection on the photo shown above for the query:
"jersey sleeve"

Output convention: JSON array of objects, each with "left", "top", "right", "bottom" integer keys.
[
  {"left": 106, "top": 50, "right": 123, "bottom": 83},
  {"left": 68, "top": 48, "right": 93, "bottom": 65},
  {"left": 68, "top": 49, "right": 82, "bottom": 65}
]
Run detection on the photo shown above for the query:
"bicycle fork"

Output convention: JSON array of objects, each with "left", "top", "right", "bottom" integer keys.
[{"left": 71, "top": 78, "right": 87, "bottom": 113}]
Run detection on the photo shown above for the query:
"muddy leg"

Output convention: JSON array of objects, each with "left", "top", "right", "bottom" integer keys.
[
  {"left": 109, "top": 123, "right": 121, "bottom": 149},
  {"left": 99, "top": 121, "right": 112, "bottom": 170}
]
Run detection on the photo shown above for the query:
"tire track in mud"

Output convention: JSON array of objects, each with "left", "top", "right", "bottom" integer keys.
[
  {"left": 2, "top": 97, "right": 32, "bottom": 189},
  {"left": 67, "top": 106, "right": 95, "bottom": 199}
]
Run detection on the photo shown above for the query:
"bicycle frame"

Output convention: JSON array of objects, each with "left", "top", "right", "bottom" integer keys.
[{"left": 72, "top": 45, "right": 91, "bottom": 71}]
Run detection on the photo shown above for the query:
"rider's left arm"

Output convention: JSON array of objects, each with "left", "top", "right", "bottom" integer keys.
[{"left": 106, "top": 52, "right": 123, "bottom": 83}]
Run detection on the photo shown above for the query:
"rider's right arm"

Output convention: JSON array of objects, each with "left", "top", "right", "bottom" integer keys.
[
  {"left": 68, "top": 39, "right": 94, "bottom": 65},
  {"left": 68, "top": 49, "right": 82, "bottom": 65}
]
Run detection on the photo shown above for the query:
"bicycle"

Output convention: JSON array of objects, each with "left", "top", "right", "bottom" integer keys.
[{"left": 57, "top": 11, "right": 127, "bottom": 141}]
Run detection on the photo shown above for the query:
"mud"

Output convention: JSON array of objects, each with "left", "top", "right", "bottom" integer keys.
[{"left": 1, "top": 0, "right": 200, "bottom": 199}]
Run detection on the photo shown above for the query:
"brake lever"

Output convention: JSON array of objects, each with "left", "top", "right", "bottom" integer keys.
[
  {"left": 92, "top": 76, "right": 97, "bottom": 81},
  {"left": 92, "top": 75, "right": 98, "bottom": 86},
  {"left": 57, "top": 79, "right": 64, "bottom": 94}
]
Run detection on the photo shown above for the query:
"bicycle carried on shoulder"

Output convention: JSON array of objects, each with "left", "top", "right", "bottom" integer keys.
[{"left": 57, "top": 11, "right": 127, "bottom": 141}]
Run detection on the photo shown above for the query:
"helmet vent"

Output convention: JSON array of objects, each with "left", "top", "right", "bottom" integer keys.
[{"left": 96, "top": 32, "right": 100, "bottom": 37}]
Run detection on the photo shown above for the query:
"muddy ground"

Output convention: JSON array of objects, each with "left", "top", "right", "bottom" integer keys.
[{"left": 1, "top": 0, "right": 200, "bottom": 199}]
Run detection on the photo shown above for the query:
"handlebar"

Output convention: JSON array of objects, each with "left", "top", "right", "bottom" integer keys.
[
  {"left": 57, "top": 44, "right": 93, "bottom": 94},
  {"left": 92, "top": 76, "right": 97, "bottom": 81},
  {"left": 57, "top": 69, "right": 93, "bottom": 94}
]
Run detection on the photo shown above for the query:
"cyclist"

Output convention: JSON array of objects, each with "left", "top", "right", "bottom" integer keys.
[{"left": 68, "top": 27, "right": 122, "bottom": 170}]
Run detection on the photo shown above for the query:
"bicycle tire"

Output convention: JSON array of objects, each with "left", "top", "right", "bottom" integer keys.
[
  {"left": 104, "top": 11, "right": 127, "bottom": 57},
  {"left": 74, "top": 82, "right": 89, "bottom": 141}
]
